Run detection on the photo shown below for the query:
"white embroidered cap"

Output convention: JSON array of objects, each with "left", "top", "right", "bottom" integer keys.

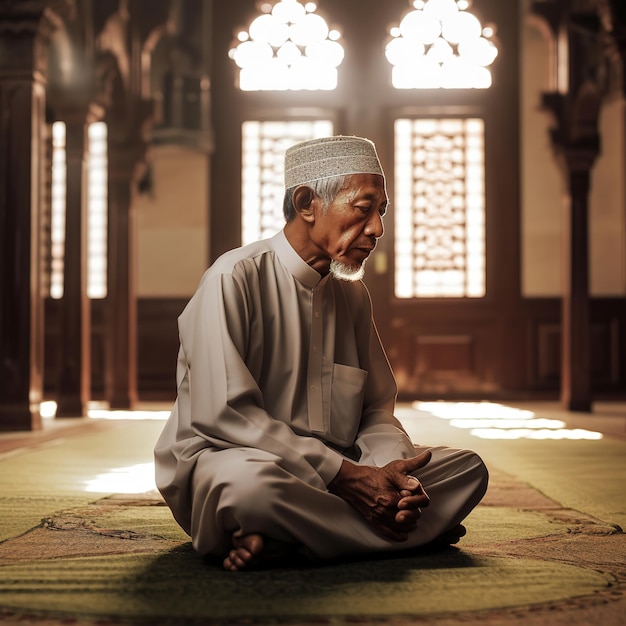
[{"left": 284, "top": 135, "right": 384, "bottom": 188}]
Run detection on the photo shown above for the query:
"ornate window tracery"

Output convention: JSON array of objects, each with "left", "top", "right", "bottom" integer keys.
[
  {"left": 386, "top": 0, "right": 498, "bottom": 89},
  {"left": 229, "top": 0, "right": 344, "bottom": 91}
]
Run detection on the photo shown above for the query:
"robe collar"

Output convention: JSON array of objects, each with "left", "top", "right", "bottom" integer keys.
[{"left": 272, "top": 230, "right": 329, "bottom": 290}]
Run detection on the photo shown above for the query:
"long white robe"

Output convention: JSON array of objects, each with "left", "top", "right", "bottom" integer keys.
[{"left": 154, "top": 230, "right": 488, "bottom": 558}]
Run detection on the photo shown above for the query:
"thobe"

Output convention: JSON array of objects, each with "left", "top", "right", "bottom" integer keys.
[{"left": 154, "top": 230, "right": 488, "bottom": 558}]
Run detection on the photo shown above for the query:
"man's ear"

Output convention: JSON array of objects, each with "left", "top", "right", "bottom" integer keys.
[{"left": 292, "top": 185, "right": 316, "bottom": 223}]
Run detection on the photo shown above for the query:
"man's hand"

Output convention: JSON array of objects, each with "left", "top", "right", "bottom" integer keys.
[{"left": 327, "top": 450, "right": 432, "bottom": 542}]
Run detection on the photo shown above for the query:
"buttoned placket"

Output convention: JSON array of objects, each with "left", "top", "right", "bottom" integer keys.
[{"left": 307, "top": 284, "right": 325, "bottom": 432}]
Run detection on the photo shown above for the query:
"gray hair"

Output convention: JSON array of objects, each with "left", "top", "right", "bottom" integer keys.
[{"left": 283, "top": 174, "right": 348, "bottom": 222}]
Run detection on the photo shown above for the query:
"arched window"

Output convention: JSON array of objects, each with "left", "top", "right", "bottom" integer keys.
[
  {"left": 388, "top": 0, "right": 497, "bottom": 297},
  {"left": 231, "top": 2, "right": 342, "bottom": 242}
]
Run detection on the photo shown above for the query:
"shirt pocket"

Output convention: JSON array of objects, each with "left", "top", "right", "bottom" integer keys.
[{"left": 328, "top": 363, "right": 368, "bottom": 446}]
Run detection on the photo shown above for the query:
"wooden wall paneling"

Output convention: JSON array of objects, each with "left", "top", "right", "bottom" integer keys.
[
  {"left": 589, "top": 318, "right": 619, "bottom": 385},
  {"left": 392, "top": 311, "right": 503, "bottom": 400},
  {"left": 136, "top": 298, "right": 186, "bottom": 400},
  {"left": 90, "top": 299, "right": 106, "bottom": 398},
  {"left": 415, "top": 335, "right": 474, "bottom": 374},
  {"left": 43, "top": 296, "right": 625, "bottom": 403},
  {"left": 536, "top": 321, "right": 561, "bottom": 386},
  {"left": 590, "top": 304, "right": 625, "bottom": 395},
  {"left": 524, "top": 297, "right": 626, "bottom": 398}
]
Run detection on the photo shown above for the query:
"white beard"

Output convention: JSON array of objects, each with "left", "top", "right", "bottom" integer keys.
[{"left": 329, "top": 259, "right": 366, "bottom": 282}]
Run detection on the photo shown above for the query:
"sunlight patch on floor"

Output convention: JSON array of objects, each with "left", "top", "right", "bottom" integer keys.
[
  {"left": 83, "top": 462, "right": 157, "bottom": 493},
  {"left": 40, "top": 400, "right": 169, "bottom": 421},
  {"left": 88, "top": 408, "right": 170, "bottom": 420},
  {"left": 413, "top": 401, "right": 603, "bottom": 441}
]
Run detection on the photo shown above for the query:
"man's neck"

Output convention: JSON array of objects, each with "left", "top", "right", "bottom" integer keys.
[{"left": 283, "top": 222, "right": 330, "bottom": 276}]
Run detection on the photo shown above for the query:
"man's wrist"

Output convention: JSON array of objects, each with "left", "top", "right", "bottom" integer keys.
[{"left": 327, "top": 459, "right": 357, "bottom": 492}]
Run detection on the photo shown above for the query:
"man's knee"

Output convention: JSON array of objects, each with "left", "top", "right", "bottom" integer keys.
[
  {"left": 449, "top": 449, "right": 489, "bottom": 509},
  {"left": 455, "top": 448, "right": 488, "bottom": 488},
  {"left": 425, "top": 446, "right": 489, "bottom": 501},
  {"left": 471, "top": 452, "right": 489, "bottom": 498},
  {"left": 211, "top": 453, "right": 288, "bottom": 519},
  {"left": 190, "top": 452, "right": 288, "bottom": 552}
]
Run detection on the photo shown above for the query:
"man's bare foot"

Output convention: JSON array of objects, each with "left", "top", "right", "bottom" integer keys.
[
  {"left": 222, "top": 534, "right": 304, "bottom": 571},
  {"left": 223, "top": 533, "right": 264, "bottom": 571},
  {"left": 436, "top": 523, "right": 467, "bottom": 546}
]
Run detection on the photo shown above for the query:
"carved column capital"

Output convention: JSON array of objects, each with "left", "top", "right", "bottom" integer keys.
[
  {"left": 0, "top": 0, "right": 75, "bottom": 77},
  {"left": 48, "top": 89, "right": 105, "bottom": 127},
  {"left": 537, "top": 0, "right": 607, "bottom": 174},
  {"left": 0, "top": 0, "right": 75, "bottom": 32},
  {"left": 542, "top": 89, "right": 602, "bottom": 173},
  {"left": 107, "top": 98, "right": 155, "bottom": 183},
  {"left": 602, "top": 0, "right": 626, "bottom": 94}
]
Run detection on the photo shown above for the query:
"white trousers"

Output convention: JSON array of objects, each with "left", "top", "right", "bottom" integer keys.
[{"left": 190, "top": 445, "right": 489, "bottom": 559}]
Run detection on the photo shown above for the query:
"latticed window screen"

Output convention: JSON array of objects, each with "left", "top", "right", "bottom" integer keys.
[
  {"left": 87, "top": 122, "right": 108, "bottom": 299},
  {"left": 47, "top": 121, "right": 108, "bottom": 300},
  {"left": 50, "top": 122, "right": 67, "bottom": 299},
  {"left": 241, "top": 120, "right": 333, "bottom": 244},
  {"left": 394, "top": 117, "right": 486, "bottom": 298}
]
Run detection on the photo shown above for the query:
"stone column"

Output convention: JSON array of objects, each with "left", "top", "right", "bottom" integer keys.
[
  {"left": 533, "top": 0, "right": 603, "bottom": 412},
  {"left": 94, "top": 0, "right": 156, "bottom": 409},
  {"left": 53, "top": 102, "right": 103, "bottom": 417},
  {"left": 0, "top": 1, "right": 73, "bottom": 431},
  {"left": 561, "top": 162, "right": 594, "bottom": 411},
  {"left": 104, "top": 142, "right": 138, "bottom": 410}
]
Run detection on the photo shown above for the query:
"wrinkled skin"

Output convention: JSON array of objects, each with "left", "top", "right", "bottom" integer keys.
[
  {"left": 285, "top": 173, "right": 387, "bottom": 276},
  {"left": 328, "top": 450, "right": 433, "bottom": 542}
]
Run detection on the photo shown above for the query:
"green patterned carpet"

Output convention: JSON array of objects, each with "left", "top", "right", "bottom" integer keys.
[
  {"left": 0, "top": 412, "right": 624, "bottom": 624},
  {"left": 0, "top": 547, "right": 612, "bottom": 621}
]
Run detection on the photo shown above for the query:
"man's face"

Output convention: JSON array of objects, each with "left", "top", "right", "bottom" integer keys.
[{"left": 311, "top": 174, "right": 387, "bottom": 279}]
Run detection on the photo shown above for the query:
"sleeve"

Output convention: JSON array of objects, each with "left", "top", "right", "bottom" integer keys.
[
  {"left": 180, "top": 271, "right": 344, "bottom": 487},
  {"left": 352, "top": 284, "right": 417, "bottom": 467}
]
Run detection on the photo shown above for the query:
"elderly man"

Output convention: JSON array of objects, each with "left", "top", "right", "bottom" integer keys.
[{"left": 154, "top": 135, "right": 488, "bottom": 571}]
